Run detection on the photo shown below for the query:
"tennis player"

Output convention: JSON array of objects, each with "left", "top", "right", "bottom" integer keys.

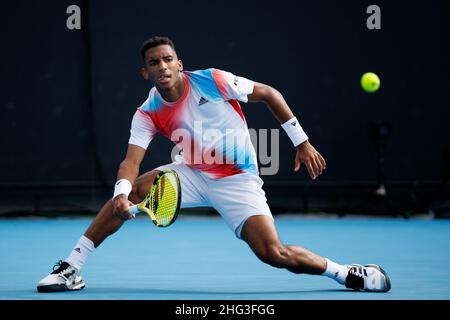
[{"left": 37, "top": 36, "right": 391, "bottom": 293}]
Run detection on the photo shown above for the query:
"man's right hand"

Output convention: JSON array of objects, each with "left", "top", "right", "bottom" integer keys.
[{"left": 112, "top": 195, "right": 135, "bottom": 221}]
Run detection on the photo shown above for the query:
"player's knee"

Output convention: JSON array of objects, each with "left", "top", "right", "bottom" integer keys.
[
  {"left": 129, "top": 170, "right": 160, "bottom": 203},
  {"left": 128, "top": 184, "right": 141, "bottom": 204},
  {"left": 258, "top": 244, "right": 286, "bottom": 268}
]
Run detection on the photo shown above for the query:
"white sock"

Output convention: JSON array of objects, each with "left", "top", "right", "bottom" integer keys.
[
  {"left": 322, "top": 258, "right": 348, "bottom": 284},
  {"left": 65, "top": 235, "right": 95, "bottom": 270}
]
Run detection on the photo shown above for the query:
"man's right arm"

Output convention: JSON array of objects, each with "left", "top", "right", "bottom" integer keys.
[{"left": 113, "top": 144, "right": 146, "bottom": 220}]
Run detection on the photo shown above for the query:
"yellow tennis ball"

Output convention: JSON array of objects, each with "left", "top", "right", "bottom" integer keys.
[{"left": 361, "top": 72, "right": 380, "bottom": 93}]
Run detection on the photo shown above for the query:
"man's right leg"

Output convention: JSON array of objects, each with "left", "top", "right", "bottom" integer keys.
[{"left": 36, "top": 170, "right": 161, "bottom": 292}]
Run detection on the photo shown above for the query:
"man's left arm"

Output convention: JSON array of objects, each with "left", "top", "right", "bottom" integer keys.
[{"left": 247, "top": 82, "right": 326, "bottom": 180}]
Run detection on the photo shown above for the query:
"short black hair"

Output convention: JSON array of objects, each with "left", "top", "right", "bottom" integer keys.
[{"left": 140, "top": 36, "right": 176, "bottom": 60}]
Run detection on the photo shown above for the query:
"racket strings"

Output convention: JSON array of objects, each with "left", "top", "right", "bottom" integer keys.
[{"left": 152, "top": 174, "right": 179, "bottom": 226}]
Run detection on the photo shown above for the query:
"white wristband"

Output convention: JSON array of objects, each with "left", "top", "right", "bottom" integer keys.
[
  {"left": 112, "top": 179, "right": 132, "bottom": 200},
  {"left": 281, "top": 117, "right": 309, "bottom": 147}
]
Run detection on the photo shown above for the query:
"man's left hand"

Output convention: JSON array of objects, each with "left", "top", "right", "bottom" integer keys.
[{"left": 294, "top": 140, "right": 326, "bottom": 180}]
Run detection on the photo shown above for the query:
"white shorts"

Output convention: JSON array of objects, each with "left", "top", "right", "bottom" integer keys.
[{"left": 155, "top": 163, "right": 273, "bottom": 239}]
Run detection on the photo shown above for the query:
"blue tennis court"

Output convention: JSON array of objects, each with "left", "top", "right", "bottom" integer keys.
[{"left": 1, "top": 215, "right": 449, "bottom": 300}]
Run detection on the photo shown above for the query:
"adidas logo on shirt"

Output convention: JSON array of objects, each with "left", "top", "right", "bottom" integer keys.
[
  {"left": 198, "top": 97, "right": 209, "bottom": 106},
  {"left": 74, "top": 248, "right": 81, "bottom": 253}
]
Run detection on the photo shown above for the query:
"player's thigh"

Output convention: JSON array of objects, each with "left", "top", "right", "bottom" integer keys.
[
  {"left": 241, "top": 215, "right": 282, "bottom": 255},
  {"left": 129, "top": 170, "right": 160, "bottom": 203},
  {"left": 207, "top": 173, "right": 273, "bottom": 238},
  {"left": 154, "top": 163, "right": 209, "bottom": 208}
]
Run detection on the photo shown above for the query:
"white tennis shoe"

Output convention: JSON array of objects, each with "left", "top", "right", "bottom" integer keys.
[
  {"left": 37, "top": 260, "right": 85, "bottom": 292},
  {"left": 345, "top": 264, "right": 391, "bottom": 292}
]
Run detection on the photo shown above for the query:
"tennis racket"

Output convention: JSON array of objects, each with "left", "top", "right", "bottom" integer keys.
[{"left": 128, "top": 169, "right": 181, "bottom": 227}]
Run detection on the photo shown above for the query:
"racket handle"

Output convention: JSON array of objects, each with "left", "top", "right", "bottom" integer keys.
[{"left": 128, "top": 205, "right": 140, "bottom": 216}]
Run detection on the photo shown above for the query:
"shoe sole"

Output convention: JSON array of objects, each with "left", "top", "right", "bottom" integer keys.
[
  {"left": 37, "top": 282, "right": 85, "bottom": 293},
  {"left": 365, "top": 264, "right": 391, "bottom": 292}
]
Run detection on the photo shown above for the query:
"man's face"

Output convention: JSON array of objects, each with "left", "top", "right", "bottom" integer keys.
[{"left": 141, "top": 44, "right": 183, "bottom": 90}]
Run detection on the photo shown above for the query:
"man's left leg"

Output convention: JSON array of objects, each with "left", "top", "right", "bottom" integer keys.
[
  {"left": 240, "top": 215, "right": 327, "bottom": 274},
  {"left": 240, "top": 215, "right": 391, "bottom": 292}
]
